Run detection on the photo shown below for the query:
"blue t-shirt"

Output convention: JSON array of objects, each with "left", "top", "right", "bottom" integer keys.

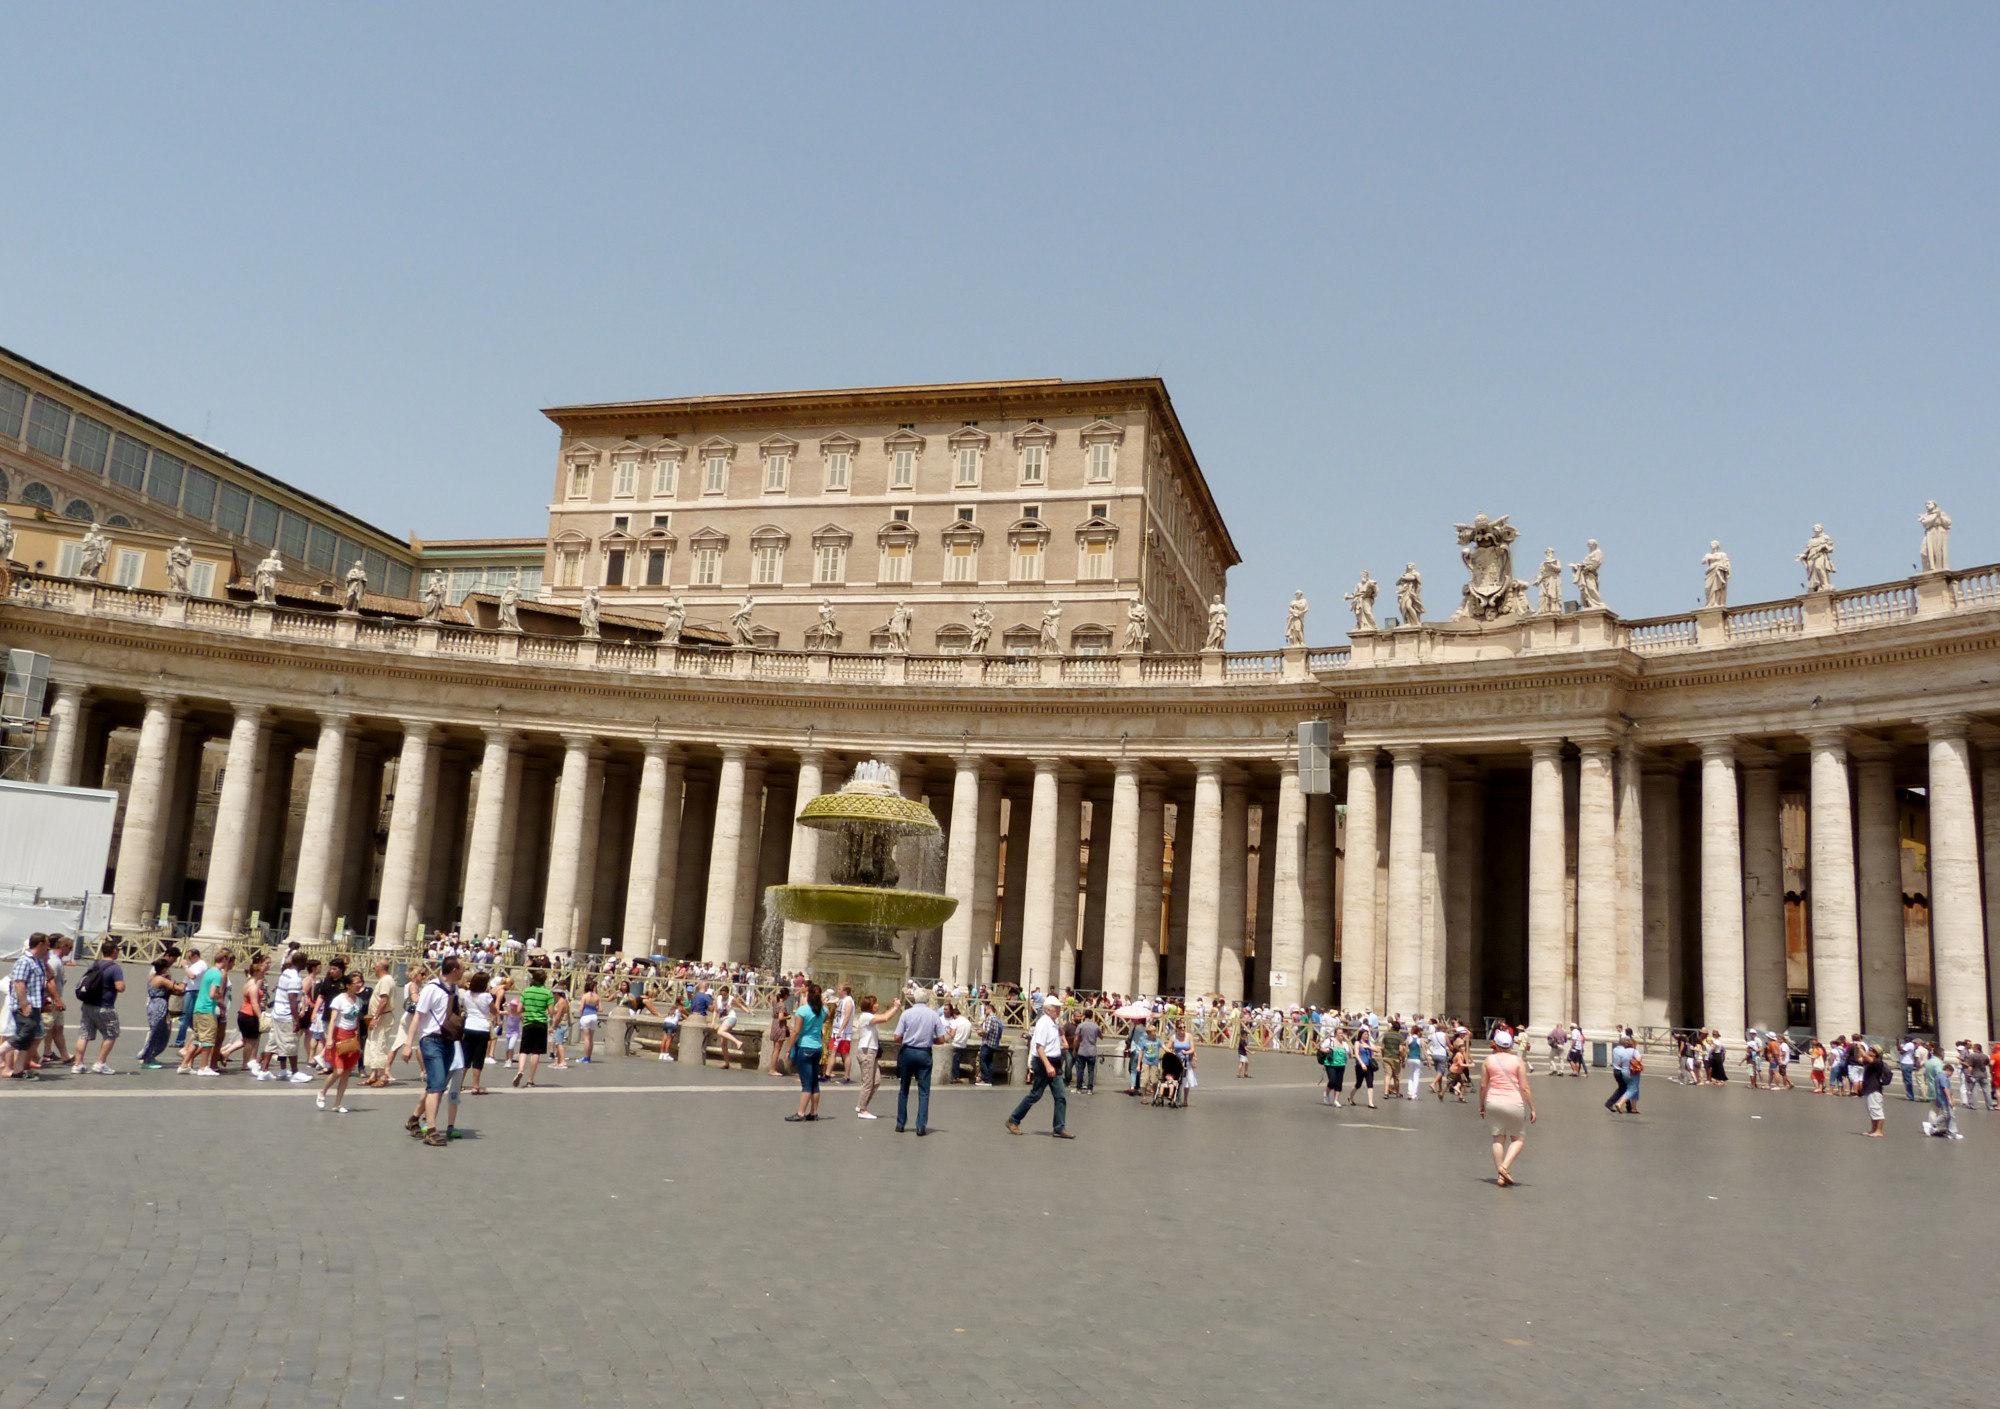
[{"left": 794, "top": 1004, "right": 825, "bottom": 1052}]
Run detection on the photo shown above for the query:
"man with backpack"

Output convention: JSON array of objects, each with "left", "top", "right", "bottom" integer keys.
[
  {"left": 977, "top": 1001, "right": 1004, "bottom": 1086},
  {"left": 70, "top": 938, "right": 127, "bottom": 1075},
  {"left": 401, "top": 955, "right": 463, "bottom": 1147}
]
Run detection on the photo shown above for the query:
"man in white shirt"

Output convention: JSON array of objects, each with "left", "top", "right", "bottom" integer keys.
[
  {"left": 1006, "top": 994, "right": 1074, "bottom": 1139},
  {"left": 830, "top": 985, "right": 857, "bottom": 1083}
]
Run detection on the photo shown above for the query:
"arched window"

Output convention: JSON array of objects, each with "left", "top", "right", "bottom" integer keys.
[
  {"left": 62, "top": 499, "right": 93, "bottom": 521},
  {"left": 106, "top": 514, "right": 133, "bottom": 528},
  {"left": 0, "top": 469, "right": 10, "bottom": 500},
  {"left": 934, "top": 624, "right": 973, "bottom": 655},
  {"left": 21, "top": 482, "right": 55, "bottom": 511},
  {"left": 1070, "top": 625, "right": 1114, "bottom": 655}
]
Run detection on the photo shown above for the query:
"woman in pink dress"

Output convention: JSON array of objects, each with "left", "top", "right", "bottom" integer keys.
[{"left": 1478, "top": 1028, "right": 1538, "bottom": 1187}]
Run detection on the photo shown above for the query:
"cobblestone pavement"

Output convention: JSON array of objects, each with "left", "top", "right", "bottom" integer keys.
[{"left": 0, "top": 1037, "right": 1994, "bottom": 1408}]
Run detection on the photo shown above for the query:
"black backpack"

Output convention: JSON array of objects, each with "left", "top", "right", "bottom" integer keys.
[{"left": 74, "top": 961, "right": 107, "bottom": 1007}]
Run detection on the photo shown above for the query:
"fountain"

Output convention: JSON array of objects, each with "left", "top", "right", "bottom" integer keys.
[{"left": 763, "top": 760, "right": 958, "bottom": 1002}]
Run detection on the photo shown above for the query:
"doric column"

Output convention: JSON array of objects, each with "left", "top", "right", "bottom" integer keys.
[
  {"left": 1613, "top": 745, "right": 1645, "bottom": 1023},
  {"left": 1640, "top": 763, "right": 1684, "bottom": 1028},
  {"left": 1164, "top": 792, "right": 1195, "bottom": 993},
  {"left": 459, "top": 728, "right": 517, "bottom": 939},
  {"left": 248, "top": 735, "right": 297, "bottom": 924},
  {"left": 1697, "top": 737, "right": 1746, "bottom": 1041},
  {"left": 1017, "top": 758, "right": 1064, "bottom": 990},
  {"left": 195, "top": 705, "right": 270, "bottom": 940},
  {"left": 1181, "top": 760, "right": 1225, "bottom": 1001},
  {"left": 1266, "top": 757, "right": 1307, "bottom": 1013},
  {"left": 727, "top": 757, "right": 767, "bottom": 964},
  {"left": 670, "top": 768, "right": 716, "bottom": 955},
  {"left": 1302, "top": 791, "right": 1336, "bottom": 1006},
  {"left": 1134, "top": 781, "right": 1167, "bottom": 996},
  {"left": 700, "top": 745, "right": 752, "bottom": 964},
  {"left": 753, "top": 768, "right": 795, "bottom": 965},
  {"left": 780, "top": 749, "right": 828, "bottom": 974},
  {"left": 1446, "top": 768, "right": 1483, "bottom": 1020},
  {"left": 1052, "top": 772, "right": 1085, "bottom": 992},
  {"left": 1853, "top": 745, "right": 1906, "bottom": 1040},
  {"left": 39, "top": 682, "right": 87, "bottom": 787},
  {"left": 289, "top": 713, "right": 352, "bottom": 943},
  {"left": 1527, "top": 740, "right": 1568, "bottom": 1034},
  {"left": 410, "top": 742, "right": 447, "bottom": 936},
  {"left": 1808, "top": 730, "right": 1862, "bottom": 1037},
  {"left": 109, "top": 693, "right": 181, "bottom": 931},
  {"left": 337, "top": 744, "right": 383, "bottom": 937},
  {"left": 577, "top": 752, "right": 614, "bottom": 950},
  {"left": 622, "top": 741, "right": 678, "bottom": 957},
  {"left": 971, "top": 767, "right": 1005, "bottom": 985},
  {"left": 1385, "top": 745, "right": 1425, "bottom": 1015},
  {"left": 1419, "top": 758, "right": 1449, "bottom": 1017},
  {"left": 322, "top": 731, "right": 360, "bottom": 936},
  {"left": 1740, "top": 758, "right": 1789, "bottom": 1032},
  {"left": 154, "top": 719, "right": 204, "bottom": 923},
  {"left": 1984, "top": 749, "right": 2000, "bottom": 1033},
  {"left": 1098, "top": 761, "right": 1142, "bottom": 997},
  {"left": 1339, "top": 747, "right": 1380, "bottom": 1012},
  {"left": 488, "top": 748, "right": 526, "bottom": 938},
  {"left": 538, "top": 733, "right": 595, "bottom": 952},
  {"left": 374, "top": 722, "right": 436, "bottom": 947},
  {"left": 1926, "top": 718, "right": 1989, "bottom": 1045},
  {"left": 1575, "top": 741, "right": 1618, "bottom": 1035},
  {"left": 1217, "top": 775, "right": 1250, "bottom": 1004}
]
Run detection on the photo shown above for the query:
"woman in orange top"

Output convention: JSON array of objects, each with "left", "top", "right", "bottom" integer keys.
[{"left": 1478, "top": 1028, "right": 1538, "bottom": 1188}]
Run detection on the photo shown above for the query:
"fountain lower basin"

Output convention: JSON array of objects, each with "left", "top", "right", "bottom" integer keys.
[{"left": 766, "top": 884, "right": 958, "bottom": 933}]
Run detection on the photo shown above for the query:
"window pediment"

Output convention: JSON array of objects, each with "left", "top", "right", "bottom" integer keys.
[
  {"left": 882, "top": 427, "right": 926, "bottom": 455},
  {"left": 941, "top": 521, "right": 985, "bottom": 547},
  {"left": 811, "top": 522, "right": 853, "bottom": 547},
  {"left": 553, "top": 528, "right": 590, "bottom": 545},
  {"left": 758, "top": 433, "right": 800, "bottom": 456},
  {"left": 648, "top": 439, "right": 685, "bottom": 463},
  {"left": 1074, "top": 516, "right": 1120, "bottom": 542},
  {"left": 818, "top": 432, "right": 860, "bottom": 456},
  {"left": 1078, "top": 418, "right": 1125, "bottom": 446},
  {"left": 749, "top": 523, "right": 791, "bottom": 548},
  {"left": 946, "top": 425, "right": 990, "bottom": 451},
  {"left": 1006, "top": 518, "right": 1051, "bottom": 545},
  {"left": 1012, "top": 422, "right": 1057, "bottom": 451},
  {"left": 599, "top": 529, "right": 637, "bottom": 547},
  {"left": 696, "top": 435, "right": 738, "bottom": 461},
  {"left": 876, "top": 521, "right": 920, "bottom": 547},
  {"left": 688, "top": 524, "right": 730, "bottom": 547},
  {"left": 639, "top": 527, "right": 677, "bottom": 547}
]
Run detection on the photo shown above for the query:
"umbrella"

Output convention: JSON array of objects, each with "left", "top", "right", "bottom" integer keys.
[{"left": 1114, "top": 1002, "right": 1153, "bottom": 1020}]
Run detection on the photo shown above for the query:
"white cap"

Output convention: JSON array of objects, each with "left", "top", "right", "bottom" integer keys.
[
  {"left": 1492, "top": 1029, "right": 1515, "bottom": 1049},
  {"left": 1042, "top": 994, "right": 1061, "bottom": 1009}
]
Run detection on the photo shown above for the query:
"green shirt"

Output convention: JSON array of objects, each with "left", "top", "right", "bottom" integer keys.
[
  {"left": 521, "top": 985, "right": 553, "bottom": 1025},
  {"left": 1323, "top": 1043, "right": 1348, "bottom": 1069},
  {"left": 192, "top": 967, "right": 226, "bottom": 1015}
]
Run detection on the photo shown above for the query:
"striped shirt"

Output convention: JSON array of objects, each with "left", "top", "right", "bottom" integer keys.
[
  {"left": 520, "top": 985, "right": 553, "bottom": 1025},
  {"left": 10, "top": 954, "right": 49, "bottom": 1011}
]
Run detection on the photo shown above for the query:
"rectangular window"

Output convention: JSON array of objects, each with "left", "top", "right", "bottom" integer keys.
[
  {"left": 956, "top": 504, "right": 976, "bottom": 523},
  {"left": 605, "top": 549, "right": 626, "bottom": 587},
  {"left": 1021, "top": 445, "right": 1045, "bottom": 484},
  {"left": 385, "top": 562, "right": 413, "bottom": 598},
  {"left": 891, "top": 449, "right": 915, "bottom": 488},
  {"left": 645, "top": 548, "right": 668, "bottom": 586},
  {"left": 559, "top": 550, "right": 582, "bottom": 587},
  {"left": 948, "top": 540, "right": 977, "bottom": 582},
  {"left": 278, "top": 509, "right": 310, "bottom": 560},
  {"left": 653, "top": 458, "right": 678, "bottom": 496},
  {"left": 26, "top": 395, "right": 71, "bottom": 458},
  {"left": 651, "top": 513, "right": 671, "bottom": 530},
  {"left": 892, "top": 506, "right": 911, "bottom": 523},
  {"left": 763, "top": 454, "right": 788, "bottom": 491},
  {"left": 955, "top": 447, "right": 980, "bottom": 486},
  {"left": 448, "top": 567, "right": 481, "bottom": 602},
  {"left": 753, "top": 543, "right": 783, "bottom": 584},
  {"left": 1082, "top": 538, "right": 1110, "bottom": 579},
  {"left": 114, "top": 550, "right": 146, "bottom": 588},
  {"left": 188, "top": 561, "right": 216, "bottom": 597},
  {"left": 519, "top": 565, "right": 544, "bottom": 595},
  {"left": 1088, "top": 442, "right": 1114, "bottom": 482},
  {"left": 363, "top": 548, "right": 390, "bottom": 590},
  {"left": 146, "top": 451, "right": 185, "bottom": 506},
  {"left": 306, "top": 522, "right": 337, "bottom": 570},
  {"left": 57, "top": 542, "right": 84, "bottom": 577},
  {"left": 1013, "top": 541, "right": 1043, "bottom": 581},
  {"left": 611, "top": 514, "right": 630, "bottom": 532},
  {"left": 182, "top": 467, "right": 219, "bottom": 522},
  {"left": 1089, "top": 501, "right": 1110, "bottom": 519},
  {"left": 216, "top": 481, "right": 252, "bottom": 535},
  {"left": 1021, "top": 503, "right": 1041, "bottom": 523},
  {"left": 704, "top": 456, "right": 728, "bottom": 494},
  {"left": 336, "top": 536, "right": 367, "bottom": 574},
  {"left": 68, "top": 416, "right": 110, "bottom": 475},
  {"left": 694, "top": 545, "right": 721, "bottom": 585},
  {"left": 880, "top": 541, "right": 910, "bottom": 583},
  {"left": 109, "top": 434, "right": 149, "bottom": 492},
  {"left": 247, "top": 496, "right": 281, "bottom": 546},
  {"left": 824, "top": 451, "right": 849, "bottom": 489},
  {"left": 0, "top": 375, "right": 26, "bottom": 439},
  {"left": 613, "top": 459, "right": 637, "bottom": 497},
  {"left": 814, "top": 542, "right": 846, "bottom": 584}
]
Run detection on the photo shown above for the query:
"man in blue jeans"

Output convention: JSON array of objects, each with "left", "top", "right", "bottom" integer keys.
[
  {"left": 1007, "top": 994, "right": 1074, "bottom": 1138},
  {"left": 399, "top": 955, "right": 461, "bottom": 1148},
  {"left": 893, "top": 987, "right": 949, "bottom": 1135}
]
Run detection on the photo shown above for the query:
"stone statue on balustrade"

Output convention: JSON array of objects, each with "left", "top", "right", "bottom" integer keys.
[
  {"left": 968, "top": 602, "right": 994, "bottom": 655},
  {"left": 660, "top": 596, "right": 686, "bottom": 643},
  {"left": 886, "top": 601, "right": 913, "bottom": 653},
  {"left": 1533, "top": 548, "right": 1563, "bottom": 615},
  {"left": 1570, "top": 539, "right": 1605, "bottom": 610},
  {"left": 1284, "top": 590, "right": 1309, "bottom": 646},
  {"left": 1203, "top": 595, "right": 1228, "bottom": 651},
  {"left": 580, "top": 586, "right": 602, "bottom": 640},
  {"left": 342, "top": 559, "right": 368, "bottom": 613},
  {"left": 1450, "top": 512, "right": 1524, "bottom": 622},
  {"left": 731, "top": 595, "right": 756, "bottom": 646},
  {"left": 254, "top": 549, "right": 283, "bottom": 606},
  {"left": 1701, "top": 541, "right": 1731, "bottom": 607},
  {"left": 0, "top": 509, "right": 14, "bottom": 564},
  {"left": 806, "top": 599, "right": 840, "bottom": 650},
  {"left": 77, "top": 523, "right": 111, "bottom": 582},
  {"left": 1920, "top": 501, "right": 1952, "bottom": 573},
  {"left": 1122, "top": 595, "right": 1148, "bottom": 653},
  {"left": 1343, "top": 571, "right": 1378, "bottom": 631},
  {"left": 166, "top": 538, "right": 193, "bottom": 597},
  {"left": 419, "top": 570, "right": 446, "bottom": 621},
  {"left": 1038, "top": 601, "right": 1063, "bottom": 654},
  {"left": 1798, "top": 524, "right": 1836, "bottom": 593},
  {"left": 1396, "top": 563, "right": 1424, "bottom": 624},
  {"left": 497, "top": 579, "right": 522, "bottom": 633}
]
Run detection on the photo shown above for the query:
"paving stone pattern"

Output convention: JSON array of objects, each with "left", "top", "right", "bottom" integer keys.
[{"left": 0, "top": 1035, "right": 1994, "bottom": 1407}]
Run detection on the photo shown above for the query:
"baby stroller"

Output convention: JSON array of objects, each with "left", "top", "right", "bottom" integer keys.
[{"left": 1152, "top": 1049, "right": 1187, "bottom": 1107}]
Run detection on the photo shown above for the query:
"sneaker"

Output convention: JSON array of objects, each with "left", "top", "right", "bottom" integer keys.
[
  {"left": 141, "top": 1062, "right": 164, "bottom": 1070},
  {"left": 857, "top": 1111, "right": 877, "bottom": 1119},
  {"left": 246, "top": 1062, "right": 263, "bottom": 1076},
  {"left": 575, "top": 1058, "right": 590, "bottom": 1065},
  {"left": 256, "top": 1069, "right": 275, "bottom": 1082},
  {"left": 335, "top": 1106, "right": 350, "bottom": 1114},
  {"left": 316, "top": 1093, "right": 326, "bottom": 1110},
  {"left": 195, "top": 1067, "right": 220, "bottom": 1077},
  {"left": 73, "top": 1064, "right": 86, "bottom": 1075},
  {"left": 91, "top": 1064, "right": 115, "bottom": 1075},
  {"left": 289, "top": 1072, "right": 312, "bottom": 1084},
  {"left": 658, "top": 1053, "right": 673, "bottom": 1062},
  {"left": 446, "top": 1129, "right": 464, "bottom": 1140}
]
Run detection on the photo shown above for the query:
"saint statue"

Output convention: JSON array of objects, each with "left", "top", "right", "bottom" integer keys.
[
  {"left": 497, "top": 579, "right": 522, "bottom": 633},
  {"left": 1396, "top": 563, "right": 1424, "bottom": 625},
  {"left": 730, "top": 595, "right": 756, "bottom": 646},
  {"left": 1798, "top": 524, "right": 1836, "bottom": 593},
  {"left": 1284, "top": 589, "right": 1309, "bottom": 646},
  {"left": 1450, "top": 512, "right": 1522, "bottom": 621},
  {"left": 809, "top": 598, "right": 839, "bottom": 649},
  {"left": 1570, "top": 539, "right": 1605, "bottom": 610},
  {"left": 660, "top": 596, "right": 686, "bottom": 643},
  {"left": 1701, "top": 541, "right": 1730, "bottom": 608},
  {"left": 968, "top": 603, "right": 994, "bottom": 655},
  {"left": 579, "top": 586, "right": 602, "bottom": 639},
  {"left": 1038, "top": 600, "right": 1063, "bottom": 654},
  {"left": 254, "top": 549, "right": 283, "bottom": 606},
  {"left": 0, "top": 508, "right": 14, "bottom": 563},
  {"left": 419, "top": 569, "right": 446, "bottom": 621},
  {"left": 1203, "top": 594, "right": 1228, "bottom": 651},
  {"left": 1533, "top": 548, "right": 1563, "bottom": 615},
  {"left": 886, "top": 601, "right": 913, "bottom": 653},
  {"left": 77, "top": 523, "right": 111, "bottom": 581},
  {"left": 1122, "top": 595, "right": 1148, "bottom": 653},
  {"left": 342, "top": 560, "right": 368, "bottom": 613},
  {"left": 165, "top": 537, "right": 193, "bottom": 596},
  {"left": 1919, "top": 501, "right": 1952, "bottom": 573},
  {"left": 1343, "top": 571, "right": 1378, "bottom": 631}
]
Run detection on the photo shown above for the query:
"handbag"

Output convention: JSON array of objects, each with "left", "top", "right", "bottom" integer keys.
[
  {"left": 1629, "top": 1054, "right": 1644, "bottom": 1075},
  {"left": 334, "top": 1033, "right": 361, "bottom": 1057}
]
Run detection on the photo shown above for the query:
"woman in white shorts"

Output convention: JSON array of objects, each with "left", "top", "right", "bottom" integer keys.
[{"left": 1478, "top": 1029, "right": 1537, "bottom": 1187}]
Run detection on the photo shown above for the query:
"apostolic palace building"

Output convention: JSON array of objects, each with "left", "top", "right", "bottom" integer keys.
[{"left": 4, "top": 343, "right": 1998, "bottom": 1047}]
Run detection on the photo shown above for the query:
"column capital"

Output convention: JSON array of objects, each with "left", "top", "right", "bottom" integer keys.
[
  {"left": 1113, "top": 756, "right": 1142, "bottom": 778},
  {"left": 641, "top": 737, "right": 679, "bottom": 762},
  {"left": 1574, "top": 737, "right": 1616, "bottom": 760},
  {"left": 141, "top": 689, "right": 182, "bottom": 714},
  {"left": 1028, "top": 755, "right": 1064, "bottom": 776},
  {"left": 230, "top": 703, "right": 271, "bottom": 727},
  {"left": 481, "top": 725, "right": 517, "bottom": 749},
  {"left": 1388, "top": 742, "right": 1425, "bottom": 764},
  {"left": 1692, "top": 735, "right": 1737, "bottom": 761},
  {"left": 1920, "top": 713, "right": 1973, "bottom": 742},
  {"left": 1343, "top": 743, "right": 1380, "bottom": 767},
  {"left": 399, "top": 719, "right": 436, "bottom": 744},
  {"left": 796, "top": 746, "right": 826, "bottom": 768},
  {"left": 718, "top": 743, "right": 752, "bottom": 763},
  {"left": 560, "top": 731, "right": 597, "bottom": 753},
  {"left": 50, "top": 680, "right": 89, "bottom": 704},
  {"left": 315, "top": 710, "right": 354, "bottom": 731},
  {"left": 1192, "top": 756, "right": 1226, "bottom": 778},
  {"left": 1527, "top": 738, "right": 1565, "bottom": 762},
  {"left": 1805, "top": 727, "right": 1851, "bottom": 753}
]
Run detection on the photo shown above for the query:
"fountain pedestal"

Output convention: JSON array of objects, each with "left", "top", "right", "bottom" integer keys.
[{"left": 806, "top": 926, "right": 910, "bottom": 1007}]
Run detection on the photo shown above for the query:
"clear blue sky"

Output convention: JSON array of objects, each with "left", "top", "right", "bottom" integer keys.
[{"left": 4, "top": 5, "right": 1996, "bottom": 646}]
